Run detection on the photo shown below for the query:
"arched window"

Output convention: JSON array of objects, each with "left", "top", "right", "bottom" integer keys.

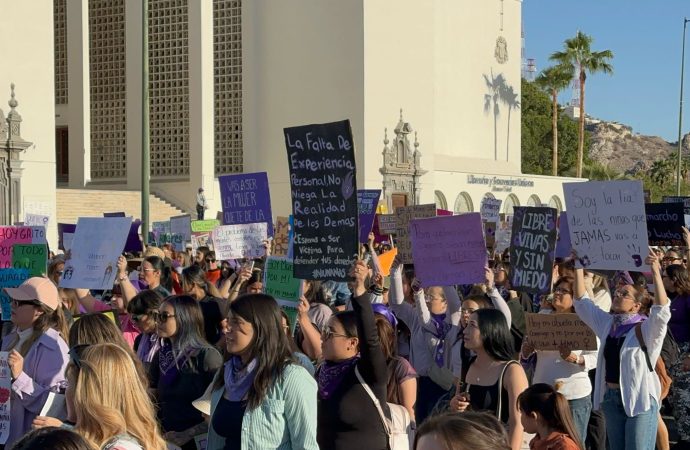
[
  {"left": 527, "top": 194, "right": 541, "bottom": 207},
  {"left": 503, "top": 194, "right": 519, "bottom": 215},
  {"left": 548, "top": 195, "right": 563, "bottom": 213},
  {"left": 454, "top": 192, "right": 474, "bottom": 213},
  {"left": 434, "top": 190, "right": 448, "bottom": 210}
]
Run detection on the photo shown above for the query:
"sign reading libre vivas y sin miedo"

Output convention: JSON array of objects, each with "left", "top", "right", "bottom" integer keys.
[
  {"left": 284, "top": 120, "right": 358, "bottom": 281},
  {"left": 510, "top": 207, "right": 558, "bottom": 294}
]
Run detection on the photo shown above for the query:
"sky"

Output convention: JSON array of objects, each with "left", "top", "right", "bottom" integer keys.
[{"left": 523, "top": 0, "right": 690, "bottom": 142}]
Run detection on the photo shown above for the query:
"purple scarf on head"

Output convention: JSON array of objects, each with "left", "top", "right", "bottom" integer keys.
[
  {"left": 609, "top": 313, "right": 646, "bottom": 338},
  {"left": 317, "top": 356, "right": 359, "bottom": 400},
  {"left": 137, "top": 333, "right": 161, "bottom": 363},
  {"left": 429, "top": 312, "right": 451, "bottom": 367},
  {"left": 224, "top": 356, "right": 258, "bottom": 402}
]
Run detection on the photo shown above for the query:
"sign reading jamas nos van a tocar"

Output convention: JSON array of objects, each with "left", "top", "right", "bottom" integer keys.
[{"left": 284, "top": 120, "right": 359, "bottom": 281}]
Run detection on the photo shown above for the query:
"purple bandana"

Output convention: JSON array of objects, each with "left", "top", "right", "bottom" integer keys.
[
  {"left": 158, "top": 340, "right": 179, "bottom": 386},
  {"left": 317, "top": 356, "right": 359, "bottom": 400},
  {"left": 224, "top": 356, "right": 258, "bottom": 402},
  {"left": 429, "top": 312, "right": 451, "bottom": 367},
  {"left": 609, "top": 313, "right": 645, "bottom": 338},
  {"left": 137, "top": 333, "right": 161, "bottom": 363}
]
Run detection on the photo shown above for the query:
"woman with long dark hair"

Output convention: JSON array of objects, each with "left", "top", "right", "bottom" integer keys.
[
  {"left": 150, "top": 295, "right": 223, "bottom": 449},
  {"left": 180, "top": 264, "right": 225, "bottom": 345},
  {"left": 127, "top": 290, "right": 163, "bottom": 371},
  {"left": 519, "top": 383, "right": 584, "bottom": 450},
  {"left": 450, "top": 308, "right": 528, "bottom": 450},
  {"left": 117, "top": 255, "right": 171, "bottom": 304},
  {"left": 206, "top": 294, "right": 318, "bottom": 449}
]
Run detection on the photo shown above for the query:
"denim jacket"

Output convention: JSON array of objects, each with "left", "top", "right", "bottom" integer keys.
[{"left": 206, "top": 363, "right": 318, "bottom": 450}]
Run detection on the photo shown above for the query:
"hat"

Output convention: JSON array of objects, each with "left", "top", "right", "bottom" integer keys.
[
  {"left": 143, "top": 246, "right": 165, "bottom": 260},
  {"left": 185, "top": 243, "right": 193, "bottom": 249},
  {"left": 3, "top": 277, "right": 59, "bottom": 311}
]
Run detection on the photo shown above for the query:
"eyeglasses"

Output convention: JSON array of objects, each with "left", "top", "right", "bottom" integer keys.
[
  {"left": 131, "top": 310, "right": 157, "bottom": 322},
  {"left": 663, "top": 257, "right": 683, "bottom": 262},
  {"left": 206, "top": 258, "right": 216, "bottom": 263},
  {"left": 56, "top": 271, "right": 64, "bottom": 276},
  {"left": 12, "top": 299, "right": 41, "bottom": 308},
  {"left": 321, "top": 328, "right": 350, "bottom": 341},
  {"left": 69, "top": 344, "right": 90, "bottom": 369},
  {"left": 461, "top": 308, "right": 477, "bottom": 315},
  {"left": 613, "top": 289, "right": 634, "bottom": 300},
  {"left": 553, "top": 287, "right": 572, "bottom": 296},
  {"left": 153, "top": 311, "right": 176, "bottom": 323}
]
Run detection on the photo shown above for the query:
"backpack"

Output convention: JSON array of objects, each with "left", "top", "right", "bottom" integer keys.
[
  {"left": 355, "top": 366, "right": 413, "bottom": 450},
  {"left": 634, "top": 324, "right": 672, "bottom": 400}
]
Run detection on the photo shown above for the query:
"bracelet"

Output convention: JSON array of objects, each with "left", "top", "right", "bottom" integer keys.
[{"left": 117, "top": 275, "right": 128, "bottom": 282}]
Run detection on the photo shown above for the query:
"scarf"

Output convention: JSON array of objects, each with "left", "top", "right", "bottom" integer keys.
[
  {"left": 137, "top": 333, "right": 161, "bottom": 364},
  {"left": 317, "top": 356, "right": 359, "bottom": 400},
  {"left": 609, "top": 313, "right": 645, "bottom": 338},
  {"left": 224, "top": 356, "right": 258, "bottom": 402},
  {"left": 430, "top": 312, "right": 451, "bottom": 367},
  {"left": 158, "top": 340, "right": 179, "bottom": 386}
]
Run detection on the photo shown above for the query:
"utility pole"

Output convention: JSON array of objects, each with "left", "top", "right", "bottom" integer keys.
[
  {"left": 676, "top": 18, "right": 689, "bottom": 195},
  {"left": 142, "top": 0, "right": 150, "bottom": 245}
]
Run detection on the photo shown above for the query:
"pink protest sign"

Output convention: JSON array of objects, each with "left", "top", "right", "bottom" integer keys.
[
  {"left": 0, "top": 227, "right": 46, "bottom": 269},
  {"left": 409, "top": 213, "right": 487, "bottom": 287}
]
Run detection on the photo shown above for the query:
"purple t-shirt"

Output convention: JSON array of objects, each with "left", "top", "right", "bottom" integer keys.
[{"left": 669, "top": 293, "right": 690, "bottom": 344}]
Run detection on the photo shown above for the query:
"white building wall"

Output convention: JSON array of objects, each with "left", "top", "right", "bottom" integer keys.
[{"left": 0, "top": 1, "right": 58, "bottom": 249}]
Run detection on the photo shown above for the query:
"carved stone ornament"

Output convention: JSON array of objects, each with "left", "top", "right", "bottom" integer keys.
[{"left": 495, "top": 36, "right": 508, "bottom": 64}]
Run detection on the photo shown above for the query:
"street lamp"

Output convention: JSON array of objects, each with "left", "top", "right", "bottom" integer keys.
[{"left": 677, "top": 17, "right": 690, "bottom": 196}]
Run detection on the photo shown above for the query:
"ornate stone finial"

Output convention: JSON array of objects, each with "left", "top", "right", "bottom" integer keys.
[
  {"left": 383, "top": 128, "right": 389, "bottom": 146},
  {"left": 399, "top": 108, "right": 403, "bottom": 120},
  {"left": 8, "top": 83, "right": 17, "bottom": 110},
  {"left": 414, "top": 131, "right": 419, "bottom": 149}
]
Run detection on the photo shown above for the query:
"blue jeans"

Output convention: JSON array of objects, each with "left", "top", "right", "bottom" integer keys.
[
  {"left": 601, "top": 388, "right": 658, "bottom": 450},
  {"left": 568, "top": 395, "right": 592, "bottom": 444}
]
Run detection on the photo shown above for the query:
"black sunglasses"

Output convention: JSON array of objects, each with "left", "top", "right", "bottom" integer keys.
[
  {"left": 153, "top": 311, "right": 176, "bottom": 323},
  {"left": 12, "top": 299, "right": 42, "bottom": 308},
  {"left": 131, "top": 310, "right": 157, "bottom": 322},
  {"left": 69, "top": 344, "right": 91, "bottom": 369},
  {"left": 206, "top": 258, "right": 216, "bottom": 263}
]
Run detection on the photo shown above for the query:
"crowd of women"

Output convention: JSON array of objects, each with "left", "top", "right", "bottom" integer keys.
[{"left": 1, "top": 228, "right": 689, "bottom": 450}]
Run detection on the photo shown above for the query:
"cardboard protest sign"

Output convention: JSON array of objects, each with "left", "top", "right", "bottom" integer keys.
[
  {"left": 662, "top": 196, "right": 690, "bottom": 214},
  {"left": 494, "top": 216, "right": 513, "bottom": 253},
  {"left": 212, "top": 223, "right": 268, "bottom": 260},
  {"left": 377, "top": 214, "right": 397, "bottom": 235},
  {"left": 396, "top": 204, "right": 437, "bottom": 264},
  {"left": 0, "top": 269, "right": 30, "bottom": 319},
  {"left": 0, "top": 227, "right": 47, "bottom": 268},
  {"left": 24, "top": 213, "right": 49, "bottom": 228},
  {"left": 191, "top": 220, "right": 220, "bottom": 251},
  {"left": 480, "top": 197, "right": 502, "bottom": 222},
  {"left": 11, "top": 244, "right": 47, "bottom": 277},
  {"left": 59, "top": 217, "right": 131, "bottom": 290},
  {"left": 219, "top": 172, "right": 273, "bottom": 236},
  {"left": 509, "top": 207, "right": 558, "bottom": 294},
  {"left": 555, "top": 212, "right": 572, "bottom": 258},
  {"left": 284, "top": 120, "right": 358, "bottom": 280},
  {"left": 377, "top": 248, "right": 398, "bottom": 277},
  {"left": 564, "top": 180, "right": 648, "bottom": 271},
  {"left": 526, "top": 313, "right": 597, "bottom": 351},
  {"left": 0, "top": 352, "right": 10, "bottom": 444},
  {"left": 357, "top": 190, "right": 381, "bottom": 243},
  {"left": 409, "top": 213, "right": 487, "bottom": 286},
  {"left": 170, "top": 215, "right": 192, "bottom": 246},
  {"left": 645, "top": 203, "right": 685, "bottom": 246},
  {"left": 273, "top": 216, "right": 290, "bottom": 257}
]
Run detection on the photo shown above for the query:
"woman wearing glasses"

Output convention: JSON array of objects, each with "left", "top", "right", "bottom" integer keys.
[
  {"left": 206, "top": 294, "right": 318, "bottom": 449},
  {"left": 573, "top": 249, "right": 670, "bottom": 450},
  {"left": 1, "top": 277, "right": 70, "bottom": 447},
  {"left": 66, "top": 343, "right": 166, "bottom": 449},
  {"left": 520, "top": 276, "right": 598, "bottom": 443},
  {"left": 150, "top": 295, "right": 223, "bottom": 450},
  {"left": 127, "top": 290, "right": 163, "bottom": 372},
  {"left": 117, "top": 255, "right": 171, "bottom": 305}
]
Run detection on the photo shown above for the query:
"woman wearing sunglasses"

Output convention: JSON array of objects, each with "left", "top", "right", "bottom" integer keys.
[
  {"left": 66, "top": 343, "right": 166, "bottom": 449},
  {"left": 151, "top": 295, "right": 223, "bottom": 449},
  {"left": 206, "top": 294, "right": 318, "bottom": 449},
  {"left": 126, "top": 290, "right": 163, "bottom": 372},
  {"left": 573, "top": 249, "right": 670, "bottom": 450},
  {"left": 1, "top": 277, "right": 70, "bottom": 447},
  {"left": 117, "top": 255, "right": 171, "bottom": 305}
]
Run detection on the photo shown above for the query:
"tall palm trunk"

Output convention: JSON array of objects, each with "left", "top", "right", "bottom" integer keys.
[
  {"left": 506, "top": 109, "right": 512, "bottom": 162},
  {"left": 577, "top": 70, "right": 586, "bottom": 178},
  {"left": 552, "top": 88, "right": 559, "bottom": 176}
]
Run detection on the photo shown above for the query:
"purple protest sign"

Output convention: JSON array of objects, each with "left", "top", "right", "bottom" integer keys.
[
  {"left": 124, "top": 220, "right": 143, "bottom": 252},
  {"left": 555, "top": 212, "right": 572, "bottom": 258},
  {"left": 357, "top": 190, "right": 381, "bottom": 242},
  {"left": 58, "top": 223, "right": 77, "bottom": 251},
  {"left": 409, "top": 214, "right": 487, "bottom": 287},
  {"left": 219, "top": 172, "right": 273, "bottom": 236}
]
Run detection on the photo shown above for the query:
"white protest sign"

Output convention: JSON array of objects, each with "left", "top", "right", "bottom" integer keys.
[
  {"left": 212, "top": 223, "right": 268, "bottom": 260},
  {"left": 563, "top": 180, "right": 648, "bottom": 271},
  {"left": 24, "top": 213, "right": 49, "bottom": 228},
  {"left": 494, "top": 216, "right": 513, "bottom": 253},
  {"left": 0, "top": 352, "right": 11, "bottom": 444},
  {"left": 480, "top": 197, "right": 502, "bottom": 222},
  {"left": 59, "top": 217, "right": 132, "bottom": 290}
]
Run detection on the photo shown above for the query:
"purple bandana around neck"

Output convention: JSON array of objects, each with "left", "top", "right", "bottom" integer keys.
[
  {"left": 609, "top": 313, "right": 645, "bottom": 338},
  {"left": 429, "top": 312, "right": 451, "bottom": 367},
  {"left": 317, "top": 356, "right": 359, "bottom": 400},
  {"left": 137, "top": 333, "right": 161, "bottom": 363},
  {"left": 224, "top": 356, "right": 258, "bottom": 402}
]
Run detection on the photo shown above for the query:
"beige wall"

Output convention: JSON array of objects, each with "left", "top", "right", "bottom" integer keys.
[{"left": 0, "top": 1, "right": 58, "bottom": 248}]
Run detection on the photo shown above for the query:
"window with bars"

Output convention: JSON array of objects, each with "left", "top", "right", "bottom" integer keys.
[{"left": 54, "top": 0, "right": 68, "bottom": 105}]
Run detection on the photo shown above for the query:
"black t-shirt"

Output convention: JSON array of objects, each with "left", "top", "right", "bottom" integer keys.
[{"left": 199, "top": 296, "right": 224, "bottom": 345}]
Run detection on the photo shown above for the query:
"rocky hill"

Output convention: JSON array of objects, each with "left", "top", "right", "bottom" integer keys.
[{"left": 586, "top": 119, "right": 690, "bottom": 175}]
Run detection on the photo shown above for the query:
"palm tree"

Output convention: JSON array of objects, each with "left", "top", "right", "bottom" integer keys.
[
  {"left": 535, "top": 65, "right": 572, "bottom": 176},
  {"left": 550, "top": 31, "right": 614, "bottom": 178},
  {"left": 503, "top": 84, "right": 520, "bottom": 162},
  {"left": 484, "top": 70, "right": 507, "bottom": 160}
]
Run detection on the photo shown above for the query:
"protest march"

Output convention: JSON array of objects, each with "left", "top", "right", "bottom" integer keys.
[{"left": 0, "top": 118, "right": 686, "bottom": 450}]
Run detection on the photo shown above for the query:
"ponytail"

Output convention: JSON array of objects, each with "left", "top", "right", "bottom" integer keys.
[{"left": 518, "top": 383, "right": 584, "bottom": 450}]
